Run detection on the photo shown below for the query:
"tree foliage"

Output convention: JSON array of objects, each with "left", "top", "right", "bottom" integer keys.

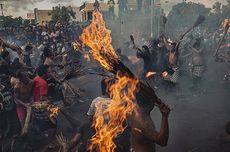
[
  {"left": 50, "top": 6, "right": 76, "bottom": 24},
  {"left": 0, "top": 16, "right": 32, "bottom": 27},
  {"left": 166, "top": 1, "right": 230, "bottom": 34}
]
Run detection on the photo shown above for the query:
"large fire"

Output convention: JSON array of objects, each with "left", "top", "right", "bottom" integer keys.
[
  {"left": 80, "top": 10, "right": 139, "bottom": 152},
  {"left": 80, "top": 10, "right": 118, "bottom": 72},
  {"left": 89, "top": 73, "right": 138, "bottom": 152}
]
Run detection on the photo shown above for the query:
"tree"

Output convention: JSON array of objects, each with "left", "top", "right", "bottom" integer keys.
[
  {"left": 50, "top": 6, "right": 76, "bottom": 24},
  {"left": 166, "top": 2, "right": 210, "bottom": 34},
  {"left": 212, "top": 1, "right": 222, "bottom": 14},
  {"left": 0, "top": 16, "right": 32, "bottom": 27}
]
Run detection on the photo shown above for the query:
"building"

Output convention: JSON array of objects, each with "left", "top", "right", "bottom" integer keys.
[
  {"left": 34, "top": 8, "right": 52, "bottom": 25},
  {"left": 127, "top": 0, "right": 138, "bottom": 11},
  {"left": 72, "top": 7, "right": 82, "bottom": 22},
  {"left": 80, "top": 2, "right": 109, "bottom": 21}
]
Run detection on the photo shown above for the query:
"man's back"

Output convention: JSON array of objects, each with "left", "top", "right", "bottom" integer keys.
[{"left": 129, "top": 111, "right": 156, "bottom": 152}]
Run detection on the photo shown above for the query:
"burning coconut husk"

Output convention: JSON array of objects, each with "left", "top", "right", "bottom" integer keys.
[{"left": 215, "top": 19, "right": 230, "bottom": 57}]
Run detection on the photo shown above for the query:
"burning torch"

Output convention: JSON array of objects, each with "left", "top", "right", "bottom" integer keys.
[{"left": 214, "top": 19, "right": 230, "bottom": 57}]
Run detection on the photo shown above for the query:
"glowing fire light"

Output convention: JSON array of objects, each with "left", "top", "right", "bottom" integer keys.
[
  {"left": 80, "top": 10, "right": 118, "bottom": 72},
  {"left": 83, "top": 53, "right": 91, "bottom": 61},
  {"left": 162, "top": 71, "right": 169, "bottom": 77},
  {"left": 47, "top": 105, "right": 60, "bottom": 119},
  {"left": 90, "top": 73, "right": 138, "bottom": 152},
  {"left": 222, "top": 19, "right": 230, "bottom": 28},
  {"left": 80, "top": 10, "right": 139, "bottom": 152},
  {"left": 146, "top": 71, "right": 157, "bottom": 78}
]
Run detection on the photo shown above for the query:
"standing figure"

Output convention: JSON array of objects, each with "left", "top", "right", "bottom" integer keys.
[
  {"left": 118, "top": 0, "right": 128, "bottom": 19},
  {"left": 108, "top": 0, "right": 115, "bottom": 20},
  {"left": 162, "top": 37, "right": 180, "bottom": 92},
  {"left": 94, "top": 0, "right": 100, "bottom": 10},
  {"left": 189, "top": 38, "right": 205, "bottom": 92},
  {"left": 14, "top": 70, "right": 34, "bottom": 133},
  {"left": 128, "top": 96, "right": 170, "bottom": 152}
]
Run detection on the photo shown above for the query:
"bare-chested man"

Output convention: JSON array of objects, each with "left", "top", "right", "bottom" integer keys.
[
  {"left": 14, "top": 70, "right": 34, "bottom": 127},
  {"left": 162, "top": 37, "right": 180, "bottom": 91},
  {"left": 188, "top": 38, "right": 205, "bottom": 91},
  {"left": 128, "top": 102, "right": 170, "bottom": 152}
]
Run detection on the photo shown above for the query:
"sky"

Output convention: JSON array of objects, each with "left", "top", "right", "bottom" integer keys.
[{"left": 0, "top": 0, "right": 227, "bottom": 18}]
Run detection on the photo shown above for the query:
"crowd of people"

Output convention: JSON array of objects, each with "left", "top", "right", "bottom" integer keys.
[{"left": 0, "top": 4, "right": 230, "bottom": 152}]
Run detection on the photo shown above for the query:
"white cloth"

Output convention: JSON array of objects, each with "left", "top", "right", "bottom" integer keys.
[{"left": 87, "top": 97, "right": 111, "bottom": 116}]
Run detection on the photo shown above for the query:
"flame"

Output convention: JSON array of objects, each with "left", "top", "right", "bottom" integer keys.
[
  {"left": 89, "top": 73, "right": 138, "bottom": 152},
  {"left": 80, "top": 10, "right": 118, "bottom": 72},
  {"left": 80, "top": 10, "right": 139, "bottom": 152},
  {"left": 146, "top": 72, "right": 157, "bottom": 78},
  {"left": 222, "top": 19, "right": 230, "bottom": 29},
  {"left": 83, "top": 53, "right": 91, "bottom": 61},
  {"left": 47, "top": 105, "right": 60, "bottom": 119}
]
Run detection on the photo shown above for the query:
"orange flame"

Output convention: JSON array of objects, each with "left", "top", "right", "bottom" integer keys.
[
  {"left": 146, "top": 72, "right": 157, "bottom": 78},
  {"left": 80, "top": 10, "right": 139, "bottom": 152},
  {"left": 80, "top": 10, "right": 118, "bottom": 72},
  {"left": 83, "top": 53, "right": 91, "bottom": 61},
  {"left": 89, "top": 73, "right": 138, "bottom": 152},
  {"left": 47, "top": 105, "right": 60, "bottom": 119},
  {"left": 222, "top": 19, "right": 230, "bottom": 28}
]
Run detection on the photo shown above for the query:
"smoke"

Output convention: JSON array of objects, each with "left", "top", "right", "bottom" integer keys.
[
  {"left": 3, "top": 0, "right": 44, "bottom": 10},
  {"left": 1, "top": 0, "right": 82, "bottom": 17}
]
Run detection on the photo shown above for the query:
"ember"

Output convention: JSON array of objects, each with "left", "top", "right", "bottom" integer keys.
[
  {"left": 47, "top": 104, "right": 60, "bottom": 119},
  {"left": 83, "top": 53, "right": 91, "bottom": 61},
  {"left": 146, "top": 71, "right": 157, "bottom": 78},
  {"left": 162, "top": 71, "right": 169, "bottom": 78}
]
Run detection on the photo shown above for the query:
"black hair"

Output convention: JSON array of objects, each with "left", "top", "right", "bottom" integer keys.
[
  {"left": 116, "top": 48, "right": 121, "bottom": 54},
  {"left": 36, "top": 64, "right": 49, "bottom": 77},
  {"left": 16, "top": 69, "right": 27, "bottom": 79},
  {"left": 101, "top": 78, "right": 107, "bottom": 95},
  {"left": 43, "top": 47, "right": 51, "bottom": 57},
  {"left": 1, "top": 51, "right": 10, "bottom": 60},
  {"left": 142, "top": 45, "right": 149, "bottom": 51},
  {"left": 152, "top": 39, "right": 160, "bottom": 47},
  {"left": 142, "top": 45, "right": 150, "bottom": 54},
  {"left": 25, "top": 45, "right": 33, "bottom": 52},
  {"left": 193, "top": 38, "right": 202, "bottom": 49},
  {"left": 101, "top": 77, "right": 115, "bottom": 96}
]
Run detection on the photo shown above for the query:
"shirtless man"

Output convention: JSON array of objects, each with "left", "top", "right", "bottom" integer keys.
[
  {"left": 128, "top": 102, "right": 170, "bottom": 152},
  {"left": 14, "top": 70, "right": 34, "bottom": 127},
  {"left": 162, "top": 37, "right": 180, "bottom": 91},
  {"left": 188, "top": 38, "right": 205, "bottom": 91}
]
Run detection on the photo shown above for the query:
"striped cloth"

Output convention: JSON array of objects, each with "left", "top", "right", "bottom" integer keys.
[
  {"left": 2, "top": 90, "right": 15, "bottom": 111},
  {"left": 163, "top": 69, "right": 179, "bottom": 83},
  {"left": 32, "top": 104, "right": 50, "bottom": 122},
  {"left": 192, "top": 65, "right": 205, "bottom": 77}
]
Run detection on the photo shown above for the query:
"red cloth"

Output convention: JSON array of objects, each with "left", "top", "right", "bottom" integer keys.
[
  {"left": 33, "top": 76, "right": 48, "bottom": 102},
  {"left": 16, "top": 104, "right": 26, "bottom": 125}
]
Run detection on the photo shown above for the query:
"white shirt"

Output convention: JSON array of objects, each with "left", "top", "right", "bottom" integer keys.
[{"left": 87, "top": 96, "right": 111, "bottom": 116}]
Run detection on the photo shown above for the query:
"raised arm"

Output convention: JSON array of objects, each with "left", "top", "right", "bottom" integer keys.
[{"left": 131, "top": 103, "right": 170, "bottom": 147}]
